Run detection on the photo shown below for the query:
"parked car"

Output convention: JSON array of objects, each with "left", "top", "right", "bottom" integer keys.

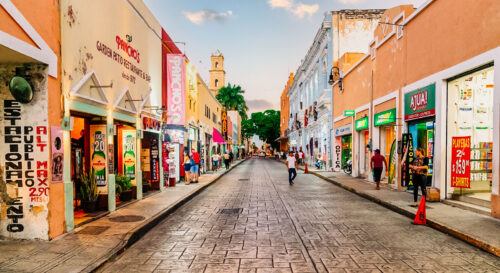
[{"left": 258, "top": 151, "right": 266, "bottom": 157}]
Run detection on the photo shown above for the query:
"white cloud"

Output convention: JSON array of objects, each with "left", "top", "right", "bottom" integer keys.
[
  {"left": 268, "top": 0, "right": 319, "bottom": 19},
  {"left": 268, "top": 0, "right": 293, "bottom": 8},
  {"left": 182, "top": 9, "right": 233, "bottom": 24},
  {"left": 338, "top": 0, "right": 365, "bottom": 4},
  {"left": 292, "top": 3, "right": 319, "bottom": 18}
]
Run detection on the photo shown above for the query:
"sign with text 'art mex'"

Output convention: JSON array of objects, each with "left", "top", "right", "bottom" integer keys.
[
  {"left": 166, "top": 54, "right": 186, "bottom": 126},
  {"left": 404, "top": 83, "right": 435, "bottom": 121},
  {"left": 451, "top": 136, "right": 471, "bottom": 188}
]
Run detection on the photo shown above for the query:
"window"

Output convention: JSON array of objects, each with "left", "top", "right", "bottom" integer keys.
[
  {"left": 371, "top": 46, "right": 376, "bottom": 59},
  {"left": 397, "top": 25, "right": 403, "bottom": 39},
  {"left": 300, "top": 102, "right": 303, "bottom": 110},
  {"left": 215, "top": 61, "right": 219, "bottom": 68},
  {"left": 213, "top": 113, "right": 217, "bottom": 123},
  {"left": 215, "top": 79, "right": 219, "bottom": 87}
]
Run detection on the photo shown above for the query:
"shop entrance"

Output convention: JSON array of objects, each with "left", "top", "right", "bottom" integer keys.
[
  {"left": 408, "top": 119, "right": 435, "bottom": 187},
  {"left": 341, "top": 135, "right": 352, "bottom": 169},
  {"left": 140, "top": 131, "right": 160, "bottom": 197},
  {"left": 379, "top": 126, "right": 396, "bottom": 184},
  {"left": 447, "top": 64, "right": 493, "bottom": 206}
]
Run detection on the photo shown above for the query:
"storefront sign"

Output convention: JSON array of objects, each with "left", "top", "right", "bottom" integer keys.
[
  {"left": 122, "top": 130, "right": 136, "bottom": 182},
  {"left": 355, "top": 117, "right": 369, "bottom": 130},
  {"left": 108, "top": 143, "right": 114, "bottom": 174},
  {"left": 388, "top": 139, "right": 397, "bottom": 184},
  {"left": 374, "top": 108, "right": 396, "bottom": 126},
  {"left": 90, "top": 125, "right": 107, "bottom": 187},
  {"left": 335, "top": 124, "right": 352, "bottom": 136},
  {"left": 334, "top": 137, "right": 342, "bottom": 171},
  {"left": 221, "top": 110, "right": 228, "bottom": 140},
  {"left": 50, "top": 126, "right": 63, "bottom": 183},
  {"left": 166, "top": 54, "right": 186, "bottom": 126},
  {"left": 344, "top": 110, "right": 355, "bottom": 116},
  {"left": 142, "top": 117, "right": 161, "bottom": 131},
  {"left": 451, "top": 136, "right": 471, "bottom": 188},
  {"left": 150, "top": 137, "right": 160, "bottom": 182},
  {"left": 404, "top": 83, "right": 435, "bottom": 121},
  {"left": 401, "top": 133, "right": 414, "bottom": 187}
]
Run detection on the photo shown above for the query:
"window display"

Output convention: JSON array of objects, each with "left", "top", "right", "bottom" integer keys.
[
  {"left": 341, "top": 135, "right": 352, "bottom": 168},
  {"left": 447, "top": 66, "right": 493, "bottom": 198}
]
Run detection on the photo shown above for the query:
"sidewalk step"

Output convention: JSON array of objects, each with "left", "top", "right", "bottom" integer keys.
[{"left": 442, "top": 199, "right": 491, "bottom": 216}]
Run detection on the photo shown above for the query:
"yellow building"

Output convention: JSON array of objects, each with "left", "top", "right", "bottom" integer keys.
[
  {"left": 209, "top": 50, "right": 225, "bottom": 96},
  {"left": 185, "top": 60, "right": 199, "bottom": 152}
]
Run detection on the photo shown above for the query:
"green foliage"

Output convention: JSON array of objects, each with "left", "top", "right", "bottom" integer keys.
[
  {"left": 245, "top": 110, "right": 281, "bottom": 150},
  {"left": 80, "top": 170, "right": 98, "bottom": 202},
  {"left": 116, "top": 174, "right": 133, "bottom": 193},
  {"left": 215, "top": 83, "right": 248, "bottom": 120},
  {"left": 241, "top": 118, "right": 255, "bottom": 140}
]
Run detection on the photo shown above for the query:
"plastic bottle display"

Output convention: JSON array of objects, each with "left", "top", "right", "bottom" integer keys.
[{"left": 123, "top": 134, "right": 136, "bottom": 180}]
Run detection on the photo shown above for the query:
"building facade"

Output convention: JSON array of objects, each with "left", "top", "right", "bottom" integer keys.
[
  {"left": 279, "top": 73, "right": 293, "bottom": 151},
  {"left": 209, "top": 50, "right": 225, "bottom": 97}
]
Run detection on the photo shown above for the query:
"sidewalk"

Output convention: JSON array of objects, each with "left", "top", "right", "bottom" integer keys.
[
  {"left": 0, "top": 160, "right": 245, "bottom": 273},
  {"left": 280, "top": 159, "right": 500, "bottom": 257}
]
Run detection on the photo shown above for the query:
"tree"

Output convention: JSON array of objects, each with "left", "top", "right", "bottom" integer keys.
[
  {"left": 216, "top": 83, "right": 248, "bottom": 120},
  {"left": 249, "top": 110, "right": 281, "bottom": 151},
  {"left": 241, "top": 118, "right": 255, "bottom": 140}
]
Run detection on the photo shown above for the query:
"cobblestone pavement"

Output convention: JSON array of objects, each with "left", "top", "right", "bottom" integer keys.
[{"left": 100, "top": 159, "right": 500, "bottom": 273}]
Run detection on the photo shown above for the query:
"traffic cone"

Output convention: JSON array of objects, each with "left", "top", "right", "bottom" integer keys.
[
  {"left": 412, "top": 198, "right": 426, "bottom": 225},
  {"left": 304, "top": 164, "right": 309, "bottom": 174}
]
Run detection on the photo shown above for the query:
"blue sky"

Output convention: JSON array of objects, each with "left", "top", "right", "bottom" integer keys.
[{"left": 144, "top": 0, "right": 425, "bottom": 113}]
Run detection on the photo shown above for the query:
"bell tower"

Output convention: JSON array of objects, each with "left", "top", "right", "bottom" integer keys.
[{"left": 209, "top": 49, "right": 226, "bottom": 96}]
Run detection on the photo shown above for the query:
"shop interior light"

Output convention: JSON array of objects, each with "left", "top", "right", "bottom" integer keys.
[{"left": 9, "top": 67, "right": 33, "bottom": 104}]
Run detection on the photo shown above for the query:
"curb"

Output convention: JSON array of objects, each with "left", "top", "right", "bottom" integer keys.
[
  {"left": 89, "top": 160, "right": 246, "bottom": 272},
  {"left": 306, "top": 171, "right": 500, "bottom": 257}
]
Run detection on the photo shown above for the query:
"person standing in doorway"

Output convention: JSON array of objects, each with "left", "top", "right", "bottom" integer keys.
[
  {"left": 287, "top": 152, "right": 297, "bottom": 185},
  {"left": 183, "top": 151, "right": 192, "bottom": 185},
  {"left": 409, "top": 147, "right": 428, "bottom": 207},
  {"left": 190, "top": 148, "right": 200, "bottom": 183},
  {"left": 371, "top": 149, "right": 388, "bottom": 190}
]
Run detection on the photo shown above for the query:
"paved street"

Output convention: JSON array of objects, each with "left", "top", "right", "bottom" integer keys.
[{"left": 101, "top": 159, "right": 500, "bottom": 273}]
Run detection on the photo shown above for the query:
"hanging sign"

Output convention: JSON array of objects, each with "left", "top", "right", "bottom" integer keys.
[
  {"left": 221, "top": 110, "right": 228, "bottom": 140},
  {"left": 50, "top": 126, "right": 64, "bottom": 183},
  {"left": 90, "top": 125, "right": 107, "bottom": 186},
  {"left": 122, "top": 130, "right": 136, "bottom": 182},
  {"left": 355, "top": 117, "right": 368, "bottom": 130},
  {"left": 388, "top": 139, "right": 397, "bottom": 184},
  {"left": 374, "top": 108, "right": 396, "bottom": 126},
  {"left": 451, "top": 136, "right": 471, "bottom": 188},
  {"left": 150, "top": 137, "right": 160, "bottom": 182},
  {"left": 166, "top": 54, "right": 186, "bottom": 126},
  {"left": 404, "top": 83, "right": 435, "bottom": 121}
]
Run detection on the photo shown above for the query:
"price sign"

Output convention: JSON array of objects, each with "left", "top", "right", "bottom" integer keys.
[{"left": 451, "top": 136, "right": 471, "bottom": 188}]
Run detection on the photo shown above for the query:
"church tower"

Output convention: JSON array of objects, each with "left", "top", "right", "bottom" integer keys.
[{"left": 209, "top": 49, "right": 226, "bottom": 96}]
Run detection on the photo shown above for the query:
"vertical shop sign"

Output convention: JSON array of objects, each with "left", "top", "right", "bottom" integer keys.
[
  {"left": 401, "top": 133, "right": 414, "bottom": 188},
  {"left": 122, "top": 130, "right": 136, "bottom": 181},
  {"left": 334, "top": 137, "right": 342, "bottom": 171},
  {"left": 51, "top": 126, "right": 63, "bottom": 183},
  {"left": 150, "top": 137, "right": 160, "bottom": 182},
  {"left": 166, "top": 54, "right": 186, "bottom": 126},
  {"left": 451, "top": 136, "right": 471, "bottom": 188},
  {"left": 108, "top": 143, "right": 114, "bottom": 174},
  {"left": 221, "top": 110, "right": 228, "bottom": 140},
  {"left": 388, "top": 139, "right": 397, "bottom": 184},
  {"left": 90, "top": 125, "right": 107, "bottom": 186}
]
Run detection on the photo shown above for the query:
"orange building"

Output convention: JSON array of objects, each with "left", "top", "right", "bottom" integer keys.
[
  {"left": 332, "top": 0, "right": 500, "bottom": 218},
  {"left": 279, "top": 73, "right": 293, "bottom": 151},
  {"left": 0, "top": 0, "right": 62, "bottom": 239}
]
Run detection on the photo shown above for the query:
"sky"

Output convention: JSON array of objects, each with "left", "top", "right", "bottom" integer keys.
[{"left": 144, "top": 0, "right": 426, "bottom": 113}]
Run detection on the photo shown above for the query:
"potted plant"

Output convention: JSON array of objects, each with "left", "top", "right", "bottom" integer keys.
[
  {"left": 116, "top": 174, "right": 133, "bottom": 202},
  {"left": 80, "top": 170, "right": 99, "bottom": 212}
]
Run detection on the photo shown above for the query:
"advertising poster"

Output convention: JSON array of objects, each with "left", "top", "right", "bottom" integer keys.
[
  {"left": 388, "top": 139, "right": 397, "bottom": 184},
  {"left": 90, "top": 125, "right": 107, "bottom": 186},
  {"left": 401, "top": 133, "right": 414, "bottom": 188},
  {"left": 150, "top": 137, "right": 160, "bottom": 182},
  {"left": 108, "top": 143, "right": 114, "bottom": 174},
  {"left": 51, "top": 126, "right": 64, "bottom": 183},
  {"left": 451, "top": 136, "right": 471, "bottom": 188},
  {"left": 166, "top": 54, "right": 186, "bottom": 126},
  {"left": 122, "top": 130, "right": 136, "bottom": 183}
]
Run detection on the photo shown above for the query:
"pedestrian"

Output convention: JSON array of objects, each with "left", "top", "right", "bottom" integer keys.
[
  {"left": 299, "top": 148, "right": 305, "bottom": 166},
  {"left": 287, "top": 152, "right": 297, "bottom": 185},
  {"left": 229, "top": 151, "right": 234, "bottom": 163},
  {"left": 409, "top": 147, "right": 429, "bottom": 207},
  {"left": 224, "top": 151, "right": 230, "bottom": 169},
  {"left": 190, "top": 148, "right": 200, "bottom": 183},
  {"left": 212, "top": 152, "right": 219, "bottom": 171},
  {"left": 295, "top": 150, "right": 299, "bottom": 164},
  {"left": 183, "top": 151, "right": 191, "bottom": 185},
  {"left": 371, "top": 149, "right": 388, "bottom": 190}
]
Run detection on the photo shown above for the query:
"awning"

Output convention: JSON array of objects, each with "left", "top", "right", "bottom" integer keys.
[{"left": 213, "top": 128, "right": 226, "bottom": 144}]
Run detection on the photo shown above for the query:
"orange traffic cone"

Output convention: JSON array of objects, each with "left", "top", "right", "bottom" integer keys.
[
  {"left": 304, "top": 164, "right": 309, "bottom": 174},
  {"left": 412, "top": 198, "right": 426, "bottom": 225}
]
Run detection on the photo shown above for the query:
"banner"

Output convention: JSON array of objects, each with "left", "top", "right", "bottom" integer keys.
[
  {"left": 451, "top": 136, "right": 471, "bottom": 188},
  {"left": 90, "top": 125, "right": 107, "bottom": 186},
  {"left": 166, "top": 54, "right": 186, "bottom": 126},
  {"left": 51, "top": 126, "right": 64, "bottom": 183},
  {"left": 401, "top": 133, "right": 414, "bottom": 188},
  {"left": 388, "top": 139, "right": 397, "bottom": 184},
  {"left": 150, "top": 137, "right": 160, "bottom": 182},
  {"left": 122, "top": 130, "right": 136, "bottom": 183}
]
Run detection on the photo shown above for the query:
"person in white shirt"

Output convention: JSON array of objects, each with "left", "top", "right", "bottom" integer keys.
[
  {"left": 212, "top": 153, "right": 220, "bottom": 171},
  {"left": 286, "top": 152, "right": 297, "bottom": 185}
]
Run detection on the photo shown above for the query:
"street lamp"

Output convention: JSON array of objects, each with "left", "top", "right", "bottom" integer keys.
[{"left": 328, "top": 66, "right": 343, "bottom": 91}]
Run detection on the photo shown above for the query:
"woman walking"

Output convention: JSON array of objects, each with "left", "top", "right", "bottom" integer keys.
[
  {"left": 371, "top": 149, "right": 387, "bottom": 190},
  {"left": 183, "top": 151, "right": 192, "bottom": 185},
  {"left": 409, "top": 147, "right": 428, "bottom": 207}
]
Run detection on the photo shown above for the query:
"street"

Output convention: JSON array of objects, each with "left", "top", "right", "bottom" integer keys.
[{"left": 100, "top": 159, "right": 500, "bottom": 273}]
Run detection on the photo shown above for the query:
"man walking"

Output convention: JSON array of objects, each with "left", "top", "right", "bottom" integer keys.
[
  {"left": 190, "top": 148, "right": 200, "bottom": 183},
  {"left": 371, "top": 149, "right": 387, "bottom": 190},
  {"left": 287, "top": 152, "right": 297, "bottom": 185},
  {"left": 224, "top": 151, "right": 230, "bottom": 169}
]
